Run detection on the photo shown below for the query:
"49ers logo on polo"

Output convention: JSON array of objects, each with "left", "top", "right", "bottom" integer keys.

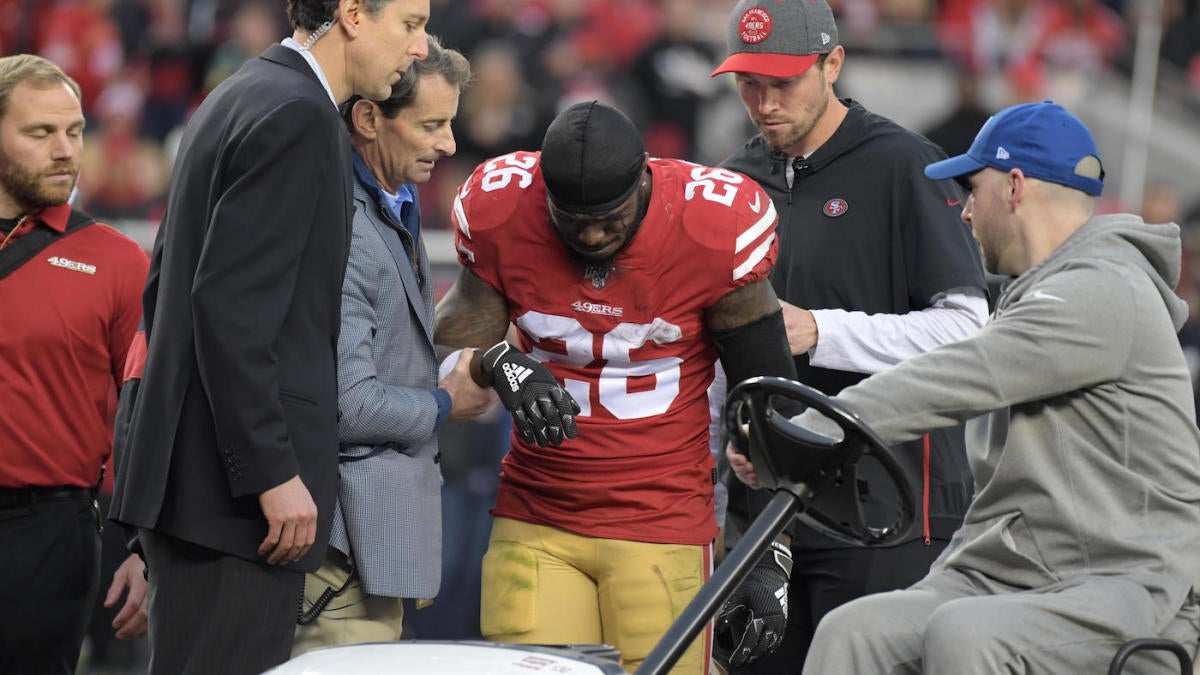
[
  {"left": 47, "top": 256, "right": 97, "bottom": 275},
  {"left": 739, "top": 7, "right": 772, "bottom": 44},
  {"left": 823, "top": 198, "right": 849, "bottom": 217}
]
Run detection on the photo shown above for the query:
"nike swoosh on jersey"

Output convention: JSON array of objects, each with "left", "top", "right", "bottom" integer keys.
[
  {"left": 748, "top": 192, "right": 762, "bottom": 214},
  {"left": 946, "top": 198, "right": 962, "bottom": 207}
]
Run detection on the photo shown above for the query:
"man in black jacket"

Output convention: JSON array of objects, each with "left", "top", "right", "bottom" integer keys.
[{"left": 709, "top": 0, "right": 988, "bottom": 671}]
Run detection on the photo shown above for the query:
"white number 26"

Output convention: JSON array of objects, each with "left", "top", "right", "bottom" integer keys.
[
  {"left": 517, "top": 311, "right": 684, "bottom": 420},
  {"left": 684, "top": 166, "right": 744, "bottom": 207}
]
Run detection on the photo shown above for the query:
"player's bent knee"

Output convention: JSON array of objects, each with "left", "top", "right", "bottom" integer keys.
[{"left": 605, "top": 547, "right": 708, "bottom": 672}]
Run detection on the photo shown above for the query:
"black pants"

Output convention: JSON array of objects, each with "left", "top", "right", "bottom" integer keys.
[
  {"left": 140, "top": 529, "right": 303, "bottom": 675},
  {"left": 733, "top": 538, "right": 949, "bottom": 674},
  {"left": 0, "top": 497, "right": 101, "bottom": 675}
]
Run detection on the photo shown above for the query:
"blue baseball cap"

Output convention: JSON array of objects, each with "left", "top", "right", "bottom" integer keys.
[{"left": 925, "top": 101, "right": 1105, "bottom": 196}]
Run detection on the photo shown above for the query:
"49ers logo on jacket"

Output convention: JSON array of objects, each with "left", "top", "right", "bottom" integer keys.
[
  {"left": 738, "top": 7, "right": 772, "bottom": 44},
  {"left": 823, "top": 198, "right": 849, "bottom": 217}
]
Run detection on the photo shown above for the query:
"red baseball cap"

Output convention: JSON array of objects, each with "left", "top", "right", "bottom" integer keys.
[{"left": 711, "top": 0, "right": 839, "bottom": 79}]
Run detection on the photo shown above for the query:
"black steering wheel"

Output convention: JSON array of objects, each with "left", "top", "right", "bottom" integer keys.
[{"left": 723, "top": 376, "right": 916, "bottom": 547}]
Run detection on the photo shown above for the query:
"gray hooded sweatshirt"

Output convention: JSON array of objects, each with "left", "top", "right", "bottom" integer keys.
[{"left": 826, "top": 214, "right": 1200, "bottom": 630}]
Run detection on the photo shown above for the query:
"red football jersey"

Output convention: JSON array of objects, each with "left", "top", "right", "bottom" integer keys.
[{"left": 454, "top": 152, "right": 778, "bottom": 545}]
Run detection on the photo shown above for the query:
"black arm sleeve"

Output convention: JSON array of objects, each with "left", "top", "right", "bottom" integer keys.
[
  {"left": 710, "top": 309, "right": 797, "bottom": 387},
  {"left": 711, "top": 310, "right": 796, "bottom": 553}
]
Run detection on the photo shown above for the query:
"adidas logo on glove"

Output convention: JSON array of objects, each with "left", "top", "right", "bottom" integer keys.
[
  {"left": 479, "top": 340, "right": 581, "bottom": 448},
  {"left": 502, "top": 362, "right": 532, "bottom": 393}
]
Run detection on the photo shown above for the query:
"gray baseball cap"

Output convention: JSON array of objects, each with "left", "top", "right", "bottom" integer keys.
[{"left": 711, "top": 0, "right": 839, "bottom": 78}]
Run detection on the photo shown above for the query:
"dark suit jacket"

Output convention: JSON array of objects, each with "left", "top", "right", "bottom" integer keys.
[{"left": 110, "top": 44, "right": 352, "bottom": 572}]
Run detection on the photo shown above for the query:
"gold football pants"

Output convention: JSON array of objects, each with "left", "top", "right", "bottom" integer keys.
[{"left": 481, "top": 517, "right": 712, "bottom": 674}]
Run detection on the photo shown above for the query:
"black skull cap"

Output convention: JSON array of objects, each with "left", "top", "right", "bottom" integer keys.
[{"left": 541, "top": 100, "right": 646, "bottom": 215}]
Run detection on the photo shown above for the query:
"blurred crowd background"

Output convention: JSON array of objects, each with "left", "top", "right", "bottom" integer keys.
[
  {"left": 4, "top": 0, "right": 1197, "bottom": 672},
  {"left": 4, "top": 0, "right": 1198, "bottom": 229}
]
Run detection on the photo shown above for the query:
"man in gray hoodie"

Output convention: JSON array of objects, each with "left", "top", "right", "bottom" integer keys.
[{"left": 729, "top": 101, "right": 1200, "bottom": 673}]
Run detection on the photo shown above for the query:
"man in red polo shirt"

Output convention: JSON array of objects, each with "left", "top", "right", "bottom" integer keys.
[{"left": 0, "top": 54, "right": 149, "bottom": 674}]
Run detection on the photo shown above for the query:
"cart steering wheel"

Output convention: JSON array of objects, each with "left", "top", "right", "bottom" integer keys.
[{"left": 723, "top": 376, "right": 916, "bottom": 547}]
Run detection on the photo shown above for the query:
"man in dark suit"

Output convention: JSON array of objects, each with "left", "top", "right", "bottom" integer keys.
[{"left": 110, "top": 1, "right": 431, "bottom": 673}]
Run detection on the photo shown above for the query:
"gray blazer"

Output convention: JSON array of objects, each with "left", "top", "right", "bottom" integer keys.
[{"left": 330, "top": 171, "right": 442, "bottom": 598}]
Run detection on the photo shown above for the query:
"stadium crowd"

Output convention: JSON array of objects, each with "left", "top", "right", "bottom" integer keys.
[{"left": 2, "top": 0, "right": 1197, "bottom": 229}]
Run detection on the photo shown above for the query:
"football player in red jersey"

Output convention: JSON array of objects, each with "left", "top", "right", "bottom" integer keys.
[{"left": 434, "top": 101, "right": 798, "bottom": 674}]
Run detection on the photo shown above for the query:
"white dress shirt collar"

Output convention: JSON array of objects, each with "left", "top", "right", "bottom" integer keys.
[{"left": 280, "top": 37, "right": 338, "bottom": 107}]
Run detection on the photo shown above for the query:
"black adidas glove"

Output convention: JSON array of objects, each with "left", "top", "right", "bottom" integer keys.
[
  {"left": 715, "top": 540, "right": 792, "bottom": 668},
  {"left": 480, "top": 342, "right": 580, "bottom": 447}
]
